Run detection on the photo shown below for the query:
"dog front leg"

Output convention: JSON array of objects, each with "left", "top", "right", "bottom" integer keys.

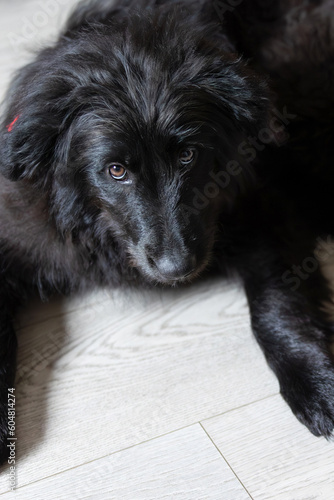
[{"left": 240, "top": 244, "right": 334, "bottom": 438}]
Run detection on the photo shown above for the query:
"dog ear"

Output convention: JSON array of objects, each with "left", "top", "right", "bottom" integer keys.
[
  {"left": 0, "top": 59, "right": 70, "bottom": 184},
  {"left": 198, "top": 56, "right": 291, "bottom": 151},
  {"left": 182, "top": 55, "right": 276, "bottom": 198},
  {"left": 191, "top": 55, "right": 271, "bottom": 137},
  {"left": 0, "top": 113, "right": 60, "bottom": 184}
]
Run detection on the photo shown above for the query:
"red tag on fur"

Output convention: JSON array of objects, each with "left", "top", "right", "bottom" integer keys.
[{"left": 6, "top": 115, "right": 20, "bottom": 132}]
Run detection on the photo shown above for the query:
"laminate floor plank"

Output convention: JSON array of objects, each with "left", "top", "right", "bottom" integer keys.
[
  {"left": 202, "top": 395, "right": 334, "bottom": 500},
  {"left": 0, "top": 425, "right": 252, "bottom": 500}
]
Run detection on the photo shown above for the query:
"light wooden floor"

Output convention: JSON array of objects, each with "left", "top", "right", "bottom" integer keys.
[{"left": 0, "top": 1, "right": 334, "bottom": 498}]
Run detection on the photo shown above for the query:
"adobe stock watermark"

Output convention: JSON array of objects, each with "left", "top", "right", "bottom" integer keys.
[
  {"left": 282, "top": 236, "right": 334, "bottom": 292},
  {"left": 7, "top": 0, "right": 69, "bottom": 53},
  {"left": 7, "top": 388, "right": 16, "bottom": 491},
  {"left": 238, "top": 107, "right": 295, "bottom": 162},
  {"left": 180, "top": 106, "right": 296, "bottom": 223}
]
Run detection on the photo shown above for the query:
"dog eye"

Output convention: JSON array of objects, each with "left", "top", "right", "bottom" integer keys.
[
  {"left": 108, "top": 163, "right": 127, "bottom": 181},
  {"left": 179, "top": 148, "right": 197, "bottom": 166}
]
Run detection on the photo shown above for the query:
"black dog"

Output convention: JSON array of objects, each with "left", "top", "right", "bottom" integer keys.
[{"left": 1, "top": 0, "right": 334, "bottom": 462}]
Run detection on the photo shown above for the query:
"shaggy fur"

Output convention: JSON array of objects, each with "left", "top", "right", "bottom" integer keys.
[{"left": 0, "top": 0, "right": 334, "bottom": 462}]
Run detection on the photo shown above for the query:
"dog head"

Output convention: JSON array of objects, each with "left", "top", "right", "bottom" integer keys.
[{"left": 0, "top": 4, "right": 269, "bottom": 285}]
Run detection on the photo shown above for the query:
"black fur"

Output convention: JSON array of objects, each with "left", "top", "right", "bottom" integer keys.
[{"left": 1, "top": 0, "right": 334, "bottom": 462}]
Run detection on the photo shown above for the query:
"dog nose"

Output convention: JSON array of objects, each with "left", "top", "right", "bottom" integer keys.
[{"left": 150, "top": 254, "right": 197, "bottom": 280}]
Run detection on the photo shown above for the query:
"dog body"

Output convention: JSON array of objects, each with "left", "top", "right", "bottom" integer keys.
[{"left": 1, "top": 0, "right": 334, "bottom": 461}]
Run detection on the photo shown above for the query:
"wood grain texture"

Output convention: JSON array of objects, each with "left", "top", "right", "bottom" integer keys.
[
  {"left": 203, "top": 395, "right": 334, "bottom": 500},
  {"left": 0, "top": 425, "right": 252, "bottom": 500},
  {"left": 0, "top": 278, "right": 278, "bottom": 491}
]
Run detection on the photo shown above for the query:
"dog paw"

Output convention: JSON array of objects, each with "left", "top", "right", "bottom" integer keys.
[{"left": 280, "top": 360, "right": 334, "bottom": 438}]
